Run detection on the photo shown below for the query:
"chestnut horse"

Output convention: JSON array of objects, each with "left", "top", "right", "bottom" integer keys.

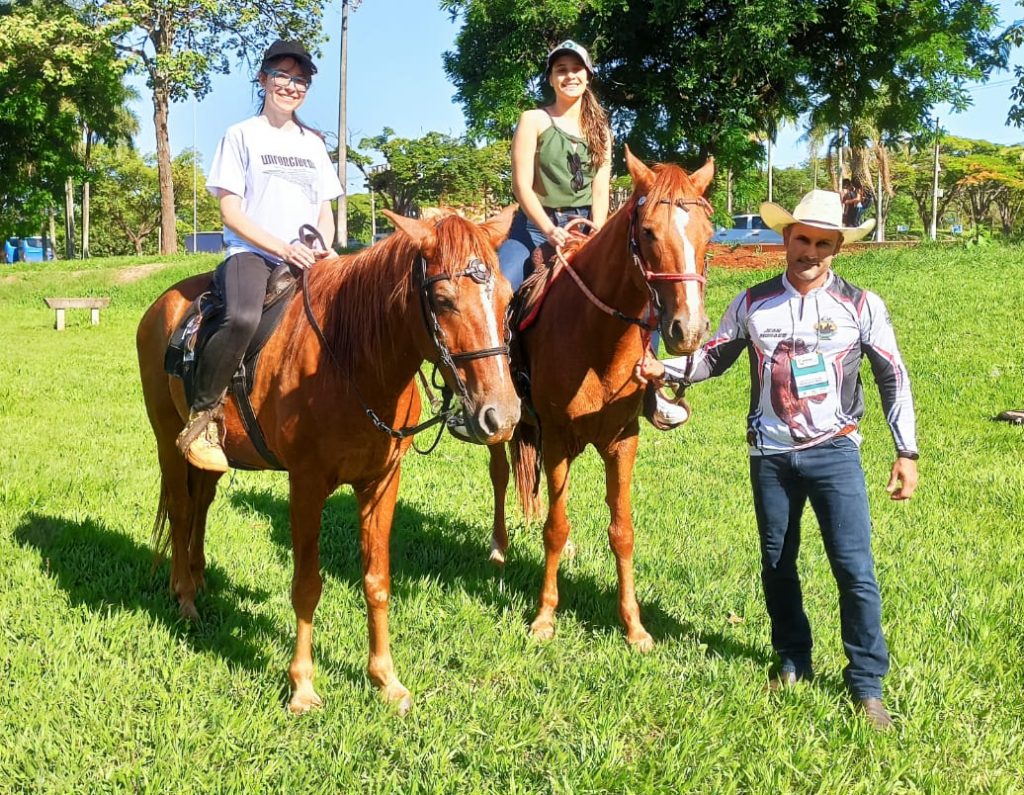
[
  {"left": 488, "top": 149, "right": 714, "bottom": 649},
  {"left": 137, "top": 209, "right": 520, "bottom": 714}
]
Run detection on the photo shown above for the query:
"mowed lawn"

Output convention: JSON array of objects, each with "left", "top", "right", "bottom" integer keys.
[{"left": 1, "top": 244, "right": 1022, "bottom": 793}]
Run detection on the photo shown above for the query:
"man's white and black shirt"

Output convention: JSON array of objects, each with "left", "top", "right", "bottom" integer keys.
[{"left": 662, "top": 271, "right": 918, "bottom": 457}]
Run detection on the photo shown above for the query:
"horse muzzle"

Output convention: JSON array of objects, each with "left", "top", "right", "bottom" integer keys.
[
  {"left": 462, "top": 397, "right": 521, "bottom": 445},
  {"left": 661, "top": 313, "right": 710, "bottom": 355}
]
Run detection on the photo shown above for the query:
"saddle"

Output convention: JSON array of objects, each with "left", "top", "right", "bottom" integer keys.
[{"left": 164, "top": 262, "right": 299, "bottom": 469}]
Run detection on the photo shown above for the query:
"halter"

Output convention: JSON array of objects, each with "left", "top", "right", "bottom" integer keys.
[
  {"left": 554, "top": 193, "right": 714, "bottom": 340},
  {"left": 300, "top": 230, "right": 509, "bottom": 451}
]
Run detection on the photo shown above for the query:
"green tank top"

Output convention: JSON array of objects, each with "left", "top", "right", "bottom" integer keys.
[{"left": 534, "top": 121, "right": 593, "bottom": 209}]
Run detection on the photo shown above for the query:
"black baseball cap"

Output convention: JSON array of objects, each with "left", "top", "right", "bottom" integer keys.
[{"left": 261, "top": 40, "right": 317, "bottom": 76}]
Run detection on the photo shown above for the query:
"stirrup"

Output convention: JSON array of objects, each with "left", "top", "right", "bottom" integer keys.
[
  {"left": 643, "top": 382, "right": 691, "bottom": 431},
  {"left": 176, "top": 406, "right": 224, "bottom": 456}
]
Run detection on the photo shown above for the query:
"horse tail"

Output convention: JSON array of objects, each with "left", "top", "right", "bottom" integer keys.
[
  {"left": 510, "top": 421, "right": 544, "bottom": 519},
  {"left": 150, "top": 477, "right": 171, "bottom": 570}
]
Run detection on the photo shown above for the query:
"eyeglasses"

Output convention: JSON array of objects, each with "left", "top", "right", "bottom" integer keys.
[
  {"left": 263, "top": 68, "right": 310, "bottom": 93},
  {"left": 567, "top": 151, "right": 585, "bottom": 192}
]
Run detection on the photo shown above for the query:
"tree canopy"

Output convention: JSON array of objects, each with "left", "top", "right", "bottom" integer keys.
[
  {"left": 0, "top": 0, "right": 130, "bottom": 235},
  {"left": 442, "top": 0, "right": 1006, "bottom": 172}
]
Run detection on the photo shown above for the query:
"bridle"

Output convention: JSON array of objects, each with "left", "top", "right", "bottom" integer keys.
[
  {"left": 555, "top": 193, "right": 713, "bottom": 338},
  {"left": 299, "top": 225, "right": 508, "bottom": 451}
]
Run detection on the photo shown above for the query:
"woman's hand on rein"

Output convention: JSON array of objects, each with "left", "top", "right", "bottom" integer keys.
[
  {"left": 545, "top": 225, "right": 570, "bottom": 248},
  {"left": 279, "top": 241, "right": 318, "bottom": 270}
]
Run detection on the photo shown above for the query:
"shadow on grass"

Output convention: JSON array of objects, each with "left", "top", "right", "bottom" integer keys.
[
  {"left": 230, "top": 487, "right": 769, "bottom": 666},
  {"left": 14, "top": 511, "right": 285, "bottom": 674}
]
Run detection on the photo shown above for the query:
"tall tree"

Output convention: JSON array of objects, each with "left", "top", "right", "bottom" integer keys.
[
  {"left": 442, "top": 0, "right": 1004, "bottom": 176},
  {"left": 0, "top": 0, "right": 129, "bottom": 243},
  {"left": 357, "top": 129, "right": 512, "bottom": 217},
  {"left": 85, "top": 0, "right": 326, "bottom": 254}
]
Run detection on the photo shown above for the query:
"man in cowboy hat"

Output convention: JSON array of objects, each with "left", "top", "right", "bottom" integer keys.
[{"left": 635, "top": 189, "right": 919, "bottom": 730}]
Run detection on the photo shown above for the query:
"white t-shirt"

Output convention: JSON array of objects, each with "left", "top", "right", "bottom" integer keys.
[{"left": 207, "top": 115, "right": 343, "bottom": 262}]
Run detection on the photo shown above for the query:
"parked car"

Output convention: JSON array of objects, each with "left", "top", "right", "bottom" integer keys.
[
  {"left": 3, "top": 236, "right": 55, "bottom": 263},
  {"left": 712, "top": 214, "right": 783, "bottom": 246}
]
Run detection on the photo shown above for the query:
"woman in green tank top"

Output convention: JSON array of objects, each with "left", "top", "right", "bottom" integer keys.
[{"left": 497, "top": 40, "right": 612, "bottom": 292}]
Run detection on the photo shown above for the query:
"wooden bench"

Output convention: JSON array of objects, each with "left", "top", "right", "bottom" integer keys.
[{"left": 44, "top": 297, "right": 111, "bottom": 330}]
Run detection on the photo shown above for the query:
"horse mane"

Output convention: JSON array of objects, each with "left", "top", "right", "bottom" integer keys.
[
  {"left": 291, "top": 212, "right": 497, "bottom": 382},
  {"left": 644, "top": 162, "right": 701, "bottom": 207}
]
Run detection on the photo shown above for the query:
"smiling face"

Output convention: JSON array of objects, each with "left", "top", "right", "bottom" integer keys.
[
  {"left": 258, "top": 56, "right": 311, "bottom": 117},
  {"left": 783, "top": 223, "right": 844, "bottom": 291},
  {"left": 547, "top": 54, "right": 589, "bottom": 101}
]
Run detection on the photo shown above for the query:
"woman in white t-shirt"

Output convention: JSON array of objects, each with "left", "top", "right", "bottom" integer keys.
[{"left": 184, "top": 39, "right": 343, "bottom": 472}]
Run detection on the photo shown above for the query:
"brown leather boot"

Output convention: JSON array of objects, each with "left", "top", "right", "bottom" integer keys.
[
  {"left": 855, "top": 697, "right": 894, "bottom": 731},
  {"left": 180, "top": 410, "right": 229, "bottom": 472}
]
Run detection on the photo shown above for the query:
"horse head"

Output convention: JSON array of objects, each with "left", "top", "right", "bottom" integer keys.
[
  {"left": 384, "top": 207, "right": 521, "bottom": 444},
  {"left": 625, "top": 146, "right": 715, "bottom": 355}
]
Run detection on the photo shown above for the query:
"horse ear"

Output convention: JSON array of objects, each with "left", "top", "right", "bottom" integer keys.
[
  {"left": 480, "top": 204, "right": 517, "bottom": 249},
  {"left": 382, "top": 210, "right": 436, "bottom": 256},
  {"left": 689, "top": 157, "right": 716, "bottom": 195},
  {"left": 625, "top": 145, "right": 654, "bottom": 193}
]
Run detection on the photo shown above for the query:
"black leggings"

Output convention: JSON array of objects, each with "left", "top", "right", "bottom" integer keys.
[{"left": 192, "top": 252, "right": 275, "bottom": 411}]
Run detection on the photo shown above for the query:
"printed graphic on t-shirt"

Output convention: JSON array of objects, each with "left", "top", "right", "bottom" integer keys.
[
  {"left": 770, "top": 338, "right": 827, "bottom": 442},
  {"left": 260, "top": 154, "right": 318, "bottom": 203}
]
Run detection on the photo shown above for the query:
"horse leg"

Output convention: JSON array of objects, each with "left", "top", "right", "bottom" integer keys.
[
  {"left": 488, "top": 442, "right": 510, "bottom": 565},
  {"left": 600, "top": 430, "right": 653, "bottom": 651},
  {"left": 286, "top": 475, "right": 329, "bottom": 714},
  {"left": 529, "top": 438, "right": 572, "bottom": 640},
  {"left": 187, "top": 466, "right": 222, "bottom": 591},
  {"left": 355, "top": 468, "right": 412, "bottom": 714},
  {"left": 156, "top": 441, "right": 203, "bottom": 621}
]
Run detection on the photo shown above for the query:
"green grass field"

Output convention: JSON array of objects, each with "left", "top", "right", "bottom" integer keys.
[{"left": 1, "top": 245, "right": 1022, "bottom": 793}]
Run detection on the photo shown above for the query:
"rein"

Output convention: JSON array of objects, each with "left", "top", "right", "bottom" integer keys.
[
  {"left": 553, "top": 194, "right": 714, "bottom": 345},
  {"left": 299, "top": 230, "right": 508, "bottom": 450}
]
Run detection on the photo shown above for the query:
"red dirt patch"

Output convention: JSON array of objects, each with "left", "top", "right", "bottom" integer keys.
[{"left": 710, "top": 244, "right": 787, "bottom": 270}]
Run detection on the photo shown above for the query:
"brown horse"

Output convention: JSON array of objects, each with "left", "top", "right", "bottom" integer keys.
[
  {"left": 137, "top": 208, "right": 520, "bottom": 714},
  {"left": 488, "top": 149, "right": 714, "bottom": 649}
]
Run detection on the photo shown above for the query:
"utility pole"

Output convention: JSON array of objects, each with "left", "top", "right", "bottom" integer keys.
[
  {"left": 930, "top": 117, "right": 941, "bottom": 242},
  {"left": 726, "top": 168, "right": 733, "bottom": 215},
  {"left": 335, "top": 0, "right": 358, "bottom": 249},
  {"left": 767, "top": 137, "right": 774, "bottom": 202},
  {"left": 837, "top": 130, "right": 844, "bottom": 190}
]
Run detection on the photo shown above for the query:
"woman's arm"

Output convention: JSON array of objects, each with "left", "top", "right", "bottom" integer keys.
[
  {"left": 216, "top": 190, "right": 318, "bottom": 269},
  {"left": 511, "top": 110, "right": 568, "bottom": 248},
  {"left": 589, "top": 132, "right": 613, "bottom": 228}
]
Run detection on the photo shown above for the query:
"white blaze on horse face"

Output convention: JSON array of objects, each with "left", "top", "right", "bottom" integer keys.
[
  {"left": 474, "top": 259, "right": 507, "bottom": 386},
  {"left": 673, "top": 206, "right": 702, "bottom": 325}
]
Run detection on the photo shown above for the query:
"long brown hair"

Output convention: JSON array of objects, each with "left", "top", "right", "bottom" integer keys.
[{"left": 578, "top": 87, "right": 609, "bottom": 170}]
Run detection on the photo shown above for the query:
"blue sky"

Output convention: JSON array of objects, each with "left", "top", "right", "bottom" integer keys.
[{"left": 131, "top": 0, "right": 1024, "bottom": 191}]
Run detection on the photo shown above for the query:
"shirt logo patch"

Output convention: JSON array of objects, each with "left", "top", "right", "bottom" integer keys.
[{"left": 815, "top": 318, "right": 838, "bottom": 340}]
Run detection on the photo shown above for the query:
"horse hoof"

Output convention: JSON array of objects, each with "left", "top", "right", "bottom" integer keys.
[
  {"left": 382, "top": 683, "right": 413, "bottom": 716},
  {"left": 288, "top": 685, "right": 323, "bottom": 715},
  {"left": 488, "top": 543, "right": 506, "bottom": 566},
  {"left": 178, "top": 600, "right": 199, "bottom": 621},
  {"left": 628, "top": 631, "right": 654, "bottom": 653},
  {"left": 529, "top": 619, "right": 555, "bottom": 641}
]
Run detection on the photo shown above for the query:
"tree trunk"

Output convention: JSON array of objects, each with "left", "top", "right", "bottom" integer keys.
[
  {"left": 82, "top": 126, "right": 92, "bottom": 259},
  {"left": 64, "top": 177, "right": 76, "bottom": 259},
  {"left": 48, "top": 206, "right": 58, "bottom": 260},
  {"left": 153, "top": 81, "right": 177, "bottom": 255}
]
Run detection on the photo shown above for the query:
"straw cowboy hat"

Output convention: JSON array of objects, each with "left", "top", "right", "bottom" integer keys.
[{"left": 761, "top": 189, "right": 875, "bottom": 243}]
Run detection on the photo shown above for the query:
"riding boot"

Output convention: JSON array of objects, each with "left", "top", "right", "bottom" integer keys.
[{"left": 177, "top": 408, "right": 229, "bottom": 472}]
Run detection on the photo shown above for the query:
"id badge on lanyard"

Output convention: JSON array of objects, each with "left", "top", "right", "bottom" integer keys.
[{"left": 791, "top": 352, "right": 829, "bottom": 399}]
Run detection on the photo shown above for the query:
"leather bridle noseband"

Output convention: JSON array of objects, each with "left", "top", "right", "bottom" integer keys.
[{"left": 301, "top": 235, "right": 509, "bottom": 450}]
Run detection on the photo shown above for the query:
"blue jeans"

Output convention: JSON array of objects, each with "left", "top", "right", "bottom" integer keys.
[
  {"left": 749, "top": 436, "right": 889, "bottom": 699},
  {"left": 498, "top": 207, "right": 591, "bottom": 292}
]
